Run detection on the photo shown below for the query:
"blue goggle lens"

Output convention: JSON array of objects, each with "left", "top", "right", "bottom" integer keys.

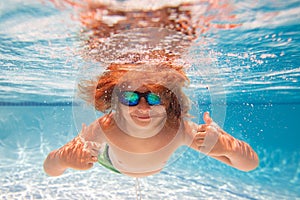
[
  {"left": 146, "top": 93, "right": 161, "bottom": 105},
  {"left": 119, "top": 91, "right": 161, "bottom": 106}
]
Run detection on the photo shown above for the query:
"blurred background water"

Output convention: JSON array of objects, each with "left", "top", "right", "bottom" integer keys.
[{"left": 0, "top": 0, "right": 299, "bottom": 199}]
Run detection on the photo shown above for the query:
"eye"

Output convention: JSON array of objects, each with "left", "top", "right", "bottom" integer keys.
[
  {"left": 124, "top": 91, "right": 138, "bottom": 100},
  {"left": 120, "top": 91, "right": 139, "bottom": 106},
  {"left": 147, "top": 93, "right": 161, "bottom": 105}
]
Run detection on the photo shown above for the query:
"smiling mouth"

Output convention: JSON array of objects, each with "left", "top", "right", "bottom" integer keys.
[
  {"left": 131, "top": 115, "right": 151, "bottom": 121},
  {"left": 136, "top": 115, "right": 151, "bottom": 119}
]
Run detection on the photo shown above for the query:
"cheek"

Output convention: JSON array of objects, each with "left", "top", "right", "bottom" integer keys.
[
  {"left": 118, "top": 104, "right": 136, "bottom": 115},
  {"left": 150, "top": 105, "right": 167, "bottom": 115},
  {"left": 128, "top": 106, "right": 138, "bottom": 114}
]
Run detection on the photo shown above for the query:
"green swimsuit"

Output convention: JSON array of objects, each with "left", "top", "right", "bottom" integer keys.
[{"left": 98, "top": 145, "right": 120, "bottom": 174}]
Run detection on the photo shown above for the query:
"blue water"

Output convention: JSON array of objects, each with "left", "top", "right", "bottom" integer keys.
[{"left": 1, "top": 0, "right": 300, "bottom": 199}]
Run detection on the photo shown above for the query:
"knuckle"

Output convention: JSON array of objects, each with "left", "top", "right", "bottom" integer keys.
[{"left": 207, "top": 125, "right": 217, "bottom": 133}]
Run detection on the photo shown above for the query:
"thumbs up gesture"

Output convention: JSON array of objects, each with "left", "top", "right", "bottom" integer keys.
[{"left": 194, "top": 112, "right": 234, "bottom": 156}]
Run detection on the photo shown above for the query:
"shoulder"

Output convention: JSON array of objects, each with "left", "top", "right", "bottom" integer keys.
[{"left": 79, "top": 114, "right": 114, "bottom": 143}]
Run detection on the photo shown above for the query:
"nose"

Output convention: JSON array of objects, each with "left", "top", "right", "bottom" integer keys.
[{"left": 137, "top": 97, "right": 150, "bottom": 110}]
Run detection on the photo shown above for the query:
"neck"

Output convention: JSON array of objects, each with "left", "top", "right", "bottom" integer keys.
[{"left": 123, "top": 119, "right": 166, "bottom": 139}]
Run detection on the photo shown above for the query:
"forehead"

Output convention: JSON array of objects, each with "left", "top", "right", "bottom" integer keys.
[
  {"left": 117, "top": 71, "right": 158, "bottom": 90},
  {"left": 114, "top": 68, "right": 180, "bottom": 93},
  {"left": 117, "top": 82, "right": 152, "bottom": 92}
]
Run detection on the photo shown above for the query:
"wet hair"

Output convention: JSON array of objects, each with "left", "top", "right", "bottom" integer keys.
[{"left": 78, "top": 63, "right": 191, "bottom": 122}]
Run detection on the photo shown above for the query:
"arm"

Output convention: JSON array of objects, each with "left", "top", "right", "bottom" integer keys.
[
  {"left": 43, "top": 114, "right": 112, "bottom": 176},
  {"left": 184, "top": 112, "right": 259, "bottom": 171},
  {"left": 43, "top": 135, "right": 98, "bottom": 176}
]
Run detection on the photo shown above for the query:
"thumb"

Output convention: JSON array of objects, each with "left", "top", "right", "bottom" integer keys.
[
  {"left": 203, "top": 112, "right": 213, "bottom": 124},
  {"left": 79, "top": 123, "right": 88, "bottom": 139}
]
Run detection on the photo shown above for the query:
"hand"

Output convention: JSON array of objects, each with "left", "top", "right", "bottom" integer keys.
[
  {"left": 194, "top": 112, "right": 234, "bottom": 156},
  {"left": 56, "top": 114, "right": 113, "bottom": 171},
  {"left": 56, "top": 135, "right": 99, "bottom": 171}
]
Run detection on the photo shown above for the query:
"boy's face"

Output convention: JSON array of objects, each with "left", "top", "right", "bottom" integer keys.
[{"left": 118, "top": 86, "right": 167, "bottom": 127}]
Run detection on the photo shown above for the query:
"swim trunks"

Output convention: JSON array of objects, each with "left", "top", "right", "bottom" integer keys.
[{"left": 98, "top": 144, "right": 120, "bottom": 174}]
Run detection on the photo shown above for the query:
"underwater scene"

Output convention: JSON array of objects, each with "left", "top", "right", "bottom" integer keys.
[{"left": 0, "top": 0, "right": 300, "bottom": 199}]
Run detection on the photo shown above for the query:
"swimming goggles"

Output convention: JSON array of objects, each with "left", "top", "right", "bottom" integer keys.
[{"left": 117, "top": 91, "right": 161, "bottom": 106}]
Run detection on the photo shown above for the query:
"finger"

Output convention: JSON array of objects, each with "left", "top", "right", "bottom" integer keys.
[
  {"left": 85, "top": 141, "right": 101, "bottom": 150},
  {"left": 203, "top": 112, "right": 213, "bottom": 125},
  {"left": 196, "top": 132, "right": 206, "bottom": 138},
  {"left": 197, "top": 124, "right": 207, "bottom": 132},
  {"left": 82, "top": 146, "right": 99, "bottom": 158},
  {"left": 81, "top": 123, "right": 87, "bottom": 132},
  {"left": 203, "top": 126, "right": 219, "bottom": 148},
  {"left": 83, "top": 155, "right": 98, "bottom": 164},
  {"left": 79, "top": 123, "right": 89, "bottom": 139},
  {"left": 80, "top": 123, "right": 87, "bottom": 136},
  {"left": 83, "top": 141, "right": 101, "bottom": 151},
  {"left": 89, "top": 148, "right": 100, "bottom": 157},
  {"left": 89, "top": 156, "right": 98, "bottom": 163},
  {"left": 196, "top": 138, "right": 205, "bottom": 146},
  {"left": 204, "top": 112, "right": 222, "bottom": 130},
  {"left": 195, "top": 132, "right": 206, "bottom": 144},
  {"left": 82, "top": 162, "right": 94, "bottom": 170},
  {"left": 205, "top": 126, "right": 220, "bottom": 139}
]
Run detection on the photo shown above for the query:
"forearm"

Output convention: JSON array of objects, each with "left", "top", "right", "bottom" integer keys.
[
  {"left": 211, "top": 136, "right": 259, "bottom": 171},
  {"left": 43, "top": 149, "right": 67, "bottom": 176},
  {"left": 185, "top": 112, "right": 259, "bottom": 171}
]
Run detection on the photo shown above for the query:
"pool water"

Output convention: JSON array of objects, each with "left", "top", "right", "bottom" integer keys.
[{"left": 1, "top": 0, "right": 300, "bottom": 199}]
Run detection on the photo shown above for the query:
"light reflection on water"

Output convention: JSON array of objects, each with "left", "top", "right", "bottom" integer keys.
[
  {"left": 0, "top": 0, "right": 300, "bottom": 199},
  {"left": 1, "top": 0, "right": 299, "bottom": 103}
]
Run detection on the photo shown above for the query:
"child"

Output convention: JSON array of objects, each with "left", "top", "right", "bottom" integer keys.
[
  {"left": 44, "top": 0, "right": 258, "bottom": 177},
  {"left": 44, "top": 63, "right": 259, "bottom": 177}
]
